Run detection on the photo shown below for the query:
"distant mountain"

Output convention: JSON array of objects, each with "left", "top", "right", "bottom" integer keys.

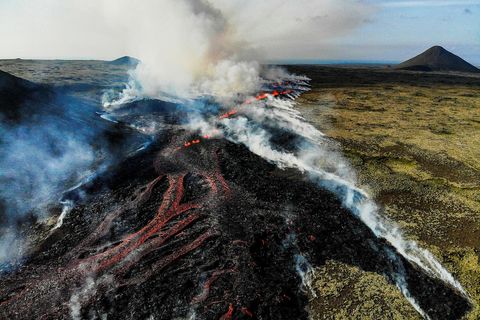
[
  {"left": 109, "top": 56, "right": 140, "bottom": 66},
  {"left": 395, "top": 46, "right": 480, "bottom": 73}
]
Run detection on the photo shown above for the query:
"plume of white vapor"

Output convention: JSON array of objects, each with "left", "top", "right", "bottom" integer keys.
[
  {"left": 99, "top": 0, "right": 374, "bottom": 105},
  {"left": 69, "top": 277, "right": 96, "bottom": 320},
  {"left": 0, "top": 0, "right": 375, "bottom": 102},
  {"left": 295, "top": 254, "right": 318, "bottom": 298},
  {"left": 102, "top": 0, "right": 261, "bottom": 104},
  {"left": 0, "top": 0, "right": 375, "bottom": 61},
  {"left": 215, "top": 83, "right": 468, "bottom": 317},
  {"left": 69, "top": 275, "right": 114, "bottom": 320},
  {"left": 52, "top": 200, "right": 73, "bottom": 231}
]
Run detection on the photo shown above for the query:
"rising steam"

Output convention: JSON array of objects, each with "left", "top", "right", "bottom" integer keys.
[
  {"left": 102, "top": 0, "right": 258, "bottom": 103},
  {"left": 97, "top": 1, "right": 469, "bottom": 317},
  {"left": 101, "top": 0, "right": 374, "bottom": 105},
  {"left": 0, "top": 0, "right": 468, "bottom": 318},
  {"left": 0, "top": 112, "right": 97, "bottom": 267},
  {"left": 214, "top": 84, "right": 469, "bottom": 317}
]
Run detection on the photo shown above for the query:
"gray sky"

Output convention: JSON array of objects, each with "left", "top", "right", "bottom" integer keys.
[{"left": 0, "top": 0, "right": 478, "bottom": 64}]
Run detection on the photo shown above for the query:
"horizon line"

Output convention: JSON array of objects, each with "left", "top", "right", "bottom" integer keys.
[{"left": 1, "top": 57, "right": 479, "bottom": 67}]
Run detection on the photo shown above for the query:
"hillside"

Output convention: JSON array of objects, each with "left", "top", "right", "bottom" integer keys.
[
  {"left": 109, "top": 56, "right": 140, "bottom": 66},
  {"left": 396, "top": 46, "right": 480, "bottom": 73}
]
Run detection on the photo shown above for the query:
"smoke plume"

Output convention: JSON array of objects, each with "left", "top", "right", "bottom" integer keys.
[
  {"left": 0, "top": 94, "right": 120, "bottom": 267},
  {"left": 1, "top": 1, "right": 467, "bottom": 318},
  {"left": 96, "top": 0, "right": 469, "bottom": 306},
  {"left": 213, "top": 86, "right": 469, "bottom": 317},
  {"left": 100, "top": 0, "right": 374, "bottom": 104}
]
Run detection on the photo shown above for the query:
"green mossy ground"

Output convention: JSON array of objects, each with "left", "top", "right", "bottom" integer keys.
[
  {"left": 308, "top": 260, "right": 421, "bottom": 320},
  {"left": 292, "top": 66, "right": 480, "bottom": 319}
]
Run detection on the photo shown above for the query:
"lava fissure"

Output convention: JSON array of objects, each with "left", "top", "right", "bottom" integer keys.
[{"left": 0, "top": 82, "right": 471, "bottom": 319}]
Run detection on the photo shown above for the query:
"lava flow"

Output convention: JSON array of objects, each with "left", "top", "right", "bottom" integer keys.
[
  {"left": 180, "top": 88, "right": 294, "bottom": 152},
  {"left": 0, "top": 81, "right": 471, "bottom": 320}
]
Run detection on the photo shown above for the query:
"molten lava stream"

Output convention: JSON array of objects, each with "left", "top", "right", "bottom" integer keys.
[
  {"left": 69, "top": 175, "right": 165, "bottom": 259},
  {"left": 73, "top": 148, "right": 231, "bottom": 284},
  {"left": 76, "top": 173, "right": 206, "bottom": 274},
  {"left": 220, "top": 303, "right": 234, "bottom": 320},
  {"left": 125, "top": 228, "right": 216, "bottom": 286},
  {"left": 179, "top": 88, "right": 296, "bottom": 152}
]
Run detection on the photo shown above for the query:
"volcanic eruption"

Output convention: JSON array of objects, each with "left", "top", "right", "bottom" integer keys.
[
  {"left": 0, "top": 1, "right": 474, "bottom": 319},
  {"left": 0, "top": 70, "right": 472, "bottom": 319}
]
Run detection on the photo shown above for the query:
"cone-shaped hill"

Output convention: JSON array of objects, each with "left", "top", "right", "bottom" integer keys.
[
  {"left": 109, "top": 56, "right": 140, "bottom": 66},
  {"left": 395, "top": 46, "right": 480, "bottom": 73}
]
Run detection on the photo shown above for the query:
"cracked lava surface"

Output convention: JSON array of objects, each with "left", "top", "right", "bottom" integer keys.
[{"left": 0, "top": 89, "right": 471, "bottom": 319}]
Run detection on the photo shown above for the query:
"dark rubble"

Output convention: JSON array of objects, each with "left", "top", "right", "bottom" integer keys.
[{"left": 0, "top": 118, "right": 471, "bottom": 319}]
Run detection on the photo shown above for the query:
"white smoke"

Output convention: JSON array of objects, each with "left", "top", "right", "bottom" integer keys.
[
  {"left": 0, "top": 119, "right": 97, "bottom": 267},
  {"left": 0, "top": 0, "right": 375, "bottom": 106},
  {"left": 0, "top": 122, "right": 95, "bottom": 221},
  {"left": 0, "top": 0, "right": 377, "bottom": 108},
  {"left": 295, "top": 254, "right": 318, "bottom": 298},
  {"left": 69, "top": 274, "right": 114, "bottom": 320},
  {"left": 385, "top": 247, "right": 431, "bottom": 320},
  {"left": 102, "top": 0, "right": 260, "bottom": 103},
  {"left": 98, "top": 0, "right": 375, "bottom": 105},
  {"left": 52, "top": 200, "right": 74, "bottom": 231},
  {"left": 69, "top": 276, "right": 97, "bottom": 320},
  {"left": 217, "top": 88, "right": 469, "bottom": 317},
  {"left": 0, "top": 229, "right": 25, "bottom": 272}
]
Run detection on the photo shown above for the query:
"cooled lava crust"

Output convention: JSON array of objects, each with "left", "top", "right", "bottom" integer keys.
[{"left": 0, "top": 106, "right": 471, "bottom": 320}]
